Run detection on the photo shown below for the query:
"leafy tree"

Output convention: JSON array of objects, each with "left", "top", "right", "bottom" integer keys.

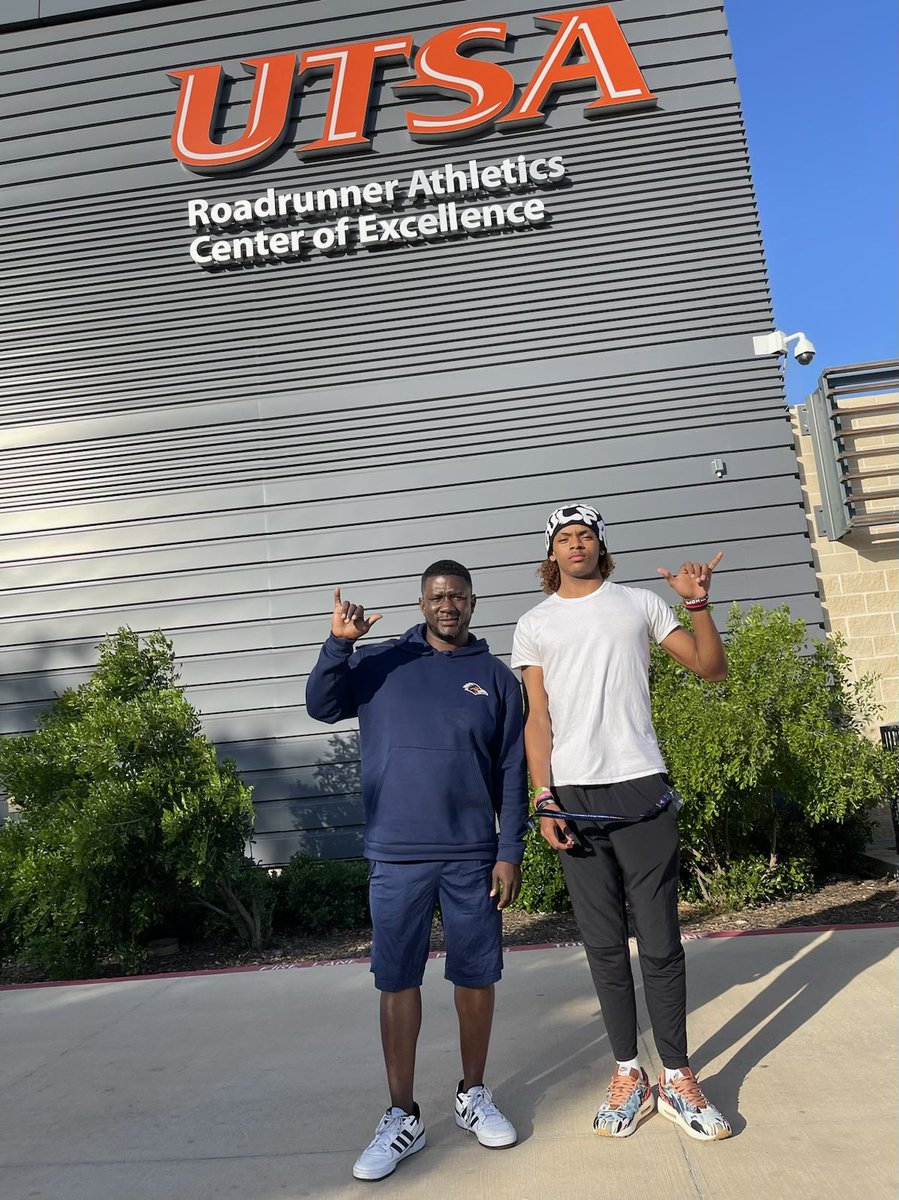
[
  {"left": 0, "top": 629, "right": 265, "bottom": 978},
  {"left": 650, "top": 604, "right": 897, "bottom": 904}
]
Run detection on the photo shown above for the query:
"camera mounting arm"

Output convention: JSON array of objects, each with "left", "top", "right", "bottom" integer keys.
[{"left": 753, "top": 330, "right": 817, "bottom": 365}]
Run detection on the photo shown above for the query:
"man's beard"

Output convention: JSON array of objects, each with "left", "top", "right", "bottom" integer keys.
[{"left": 425, "top": 617, "right": 469, "bottom": 646}]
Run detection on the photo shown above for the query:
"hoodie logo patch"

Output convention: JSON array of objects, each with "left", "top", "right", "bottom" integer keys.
[{"left": 462, "top": 682, "right": 489, "bottom": 697}]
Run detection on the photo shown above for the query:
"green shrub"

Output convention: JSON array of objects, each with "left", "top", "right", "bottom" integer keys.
[
  {"left": 651, "top": 604, "right": 898, "bottom": 904},
  {"left": 0, "top": 628, "right": 261, "bottom": 978},
  {"left": 704, "top": 855, "right": 815, "bottom": 911},
  {"left": 514, "top": 824, "right": 571, "bottom": 913},
  {"left": 278, "top": 854, "right": 371, "bottom": 934}
]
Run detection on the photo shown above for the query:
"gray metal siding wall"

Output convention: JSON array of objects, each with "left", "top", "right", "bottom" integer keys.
[{"left": 1, "top": 0, "right": 821, "bottom": 861}]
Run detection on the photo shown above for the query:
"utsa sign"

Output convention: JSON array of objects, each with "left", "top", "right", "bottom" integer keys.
[{"left": 168, "top": 5, "right": 655, "bottom": 174}]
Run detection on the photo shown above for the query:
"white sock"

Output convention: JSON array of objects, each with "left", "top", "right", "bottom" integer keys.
[{"left": 616, "top": 1057, "right": 641, "bottom": 1075}]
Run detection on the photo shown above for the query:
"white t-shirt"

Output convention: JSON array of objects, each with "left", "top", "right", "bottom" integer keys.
[{"left": 511, "top": 581, "right": 681, "bottom": 785}]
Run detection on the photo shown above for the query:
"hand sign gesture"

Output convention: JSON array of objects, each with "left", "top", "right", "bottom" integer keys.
[
  {"left": 331, "top": 587, "right": 383, "bottom": 642},
  {"left": 657, "top": 551, "right": 724, "bottom": 602}
]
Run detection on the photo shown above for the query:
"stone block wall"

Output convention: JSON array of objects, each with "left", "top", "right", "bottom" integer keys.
[{"left": 791, "top": 393, "right": 898, "bottom": 737}]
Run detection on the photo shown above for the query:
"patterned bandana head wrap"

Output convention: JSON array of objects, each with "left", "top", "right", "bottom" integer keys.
[{"left": 544, "top": 503, "right": 606, "bottom": 556}]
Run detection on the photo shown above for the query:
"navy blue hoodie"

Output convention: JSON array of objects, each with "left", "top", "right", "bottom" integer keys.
[{"left": 305, "top": 624, "right": 527, "bottom": 864}]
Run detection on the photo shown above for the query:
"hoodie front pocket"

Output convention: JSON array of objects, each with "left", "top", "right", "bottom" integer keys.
[{"left": 372, "top": 746, "right": 496, "bottom": 850}]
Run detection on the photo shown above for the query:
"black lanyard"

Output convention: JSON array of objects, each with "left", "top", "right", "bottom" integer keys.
[{"left": 528, "top": 788, "right": 681, "bottom": 830}]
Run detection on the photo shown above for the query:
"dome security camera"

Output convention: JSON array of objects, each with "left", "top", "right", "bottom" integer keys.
[
  {"left": 752, "top": 330, "right": 817, "bottom": 366},
  {"left": 792, "top": 335, "right": 816, "bottom": 366}
]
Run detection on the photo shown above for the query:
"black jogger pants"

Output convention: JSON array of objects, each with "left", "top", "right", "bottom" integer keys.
[{"left": 555, "top": 777, "right": 687, "bottom": 1069}]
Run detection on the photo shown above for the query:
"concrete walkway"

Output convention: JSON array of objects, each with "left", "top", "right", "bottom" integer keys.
[{"left": 1, "top": 926, "right": 896, "bottom": 1200}]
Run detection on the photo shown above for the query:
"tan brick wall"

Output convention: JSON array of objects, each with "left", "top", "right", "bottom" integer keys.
[{"left": 791, "top": 393, "right": 898, "bottom": 738}]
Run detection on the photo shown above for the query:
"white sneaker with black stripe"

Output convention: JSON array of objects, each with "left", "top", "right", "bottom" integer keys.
[
  {"left": 352, "top": 1105, "right": 426, "bottom": 1181},
  {"left": 454, "top": 1081, "right": 517, "bottom": 1147}
]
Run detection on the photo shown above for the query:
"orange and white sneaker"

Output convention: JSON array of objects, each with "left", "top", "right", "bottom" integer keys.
[
  {"left": 657, "top": 1068, "right": 732, "bottom": 1141},
  {"left": 593, "top": 1066, "right": 654, "bottom": 1137}
]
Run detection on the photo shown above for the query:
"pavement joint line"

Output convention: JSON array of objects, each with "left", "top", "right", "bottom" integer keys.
[
  {"left": 2, "top": 920, "right": 896, "bottom": 993},
  {"left": 677, "top": 1135, "right": 712, "bottom": 1200}
]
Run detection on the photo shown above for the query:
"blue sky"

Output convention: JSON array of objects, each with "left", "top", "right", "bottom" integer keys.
[{"left": 727, "top": 0, "right": 897, "bottom": 404}]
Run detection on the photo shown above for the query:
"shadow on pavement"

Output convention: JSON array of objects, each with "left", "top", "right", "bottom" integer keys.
[{"left": 682, "top": 927, "right": 895, "bottom": 1133}]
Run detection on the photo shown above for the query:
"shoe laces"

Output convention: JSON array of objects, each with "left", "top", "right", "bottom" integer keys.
[
  {"left": 606, "top": 1071, "right": 641, "bottom": 1109},
  {"left": 666, "top": 1071, "right": 707, "bottom": 1110},
  {"left": 369, "top": 1109, "right": 407, "bottom": 1150},
  {"left": 466, "top": 1085, "right": 499, "bottom": 1117}
]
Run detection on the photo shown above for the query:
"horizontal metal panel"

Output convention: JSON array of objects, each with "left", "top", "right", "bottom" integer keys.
[
  {"left": 0, "top": 551, "right": 821, "bottom": 684},
  {"left": 0, "top": 493, "right": 805, "bottom": 595},
  {"left": 2, "top": 0, "right": 727, "bottom": 95},
  {"left": 218, "top": 729, "right": 359, "bottom": 768},
  {"left": 245, "top": 757, "right": 361, "bottom": 801},
  {"left": 4, "top": 24, "right": 734, "bottom": 150},
  {"left": 8, "top": 109, "right": 745, "bottom": 243},
  {"left": 2, "top": 360, "right": 776, "bottom": 455},
  {"left": 0, "top": 485, "right": 808, "bottom": 672},
  {"left": 24, "top": 0, "right": 728, "bottom": 59},
  {"left": 4, "top": 284, "right": 768, "bottom": 376},
  {"left": 0, "top": 0, "right": 822, "bottom": 861},
  {"left": 252, "top": 796, "right": 364, "bottom": 833},
  {"left": 2, "top": 389, "right": 785, "bottom": 503},
  {"left": 11, "top": 181, "right": 755, "bottom": 301},
  {"left": 14, "top": 227, "right": 758, "bottom": 317},
  {"left": 38, "top": 0, "right": 183, "bottom": 20},
  {"left": 5, "top": 59, "right": 736, "bottom": 182},
  {"left": 9, "top": 69, "right": 727, "bottom": 166},
  {"left": 10, "top": 0, "right": 725, "bottom": 51},
  {"left": 3, "top": 280, "right": 772, "bottom": 390},
  {"left": 250, "top": 828, "right": 363, "bottom": 865},
  {"left": 4, "top": 91, "right": 744, "bottom": 219},
  {"left": 0, "top": 549, "right": 818, "bottom": 717},
  {"left": 1, "top": 336, "right": 778, "bottom": 443},
  {"left": 0, "top": 482, "right": 266, "bottom": 536},
  {"left": 6, "top": 35, "right": 733, "bottom": 154},
  {"left": 7, "top": 265, "right": 767, "bottom": 373},
  {"left": 3, "top": 500, "right": 807, "bottom": 695},
  {"left": 0, "top": 445, "right": 801, "bottom": 619},
  {"left": 3, "top": 71, "right": 741, "bottom": 194},
  {"left": 0, "top": 1, "right": 38, "bottom": 28},
  {"left": 3, "top": 81, "right": 744, "bottom": 207},
  {"left": 10, "top": 222, "right": 760, "bottom": 325},
  {"left": 0, "top": 435, "right": 805, "bottom": 623},
  {"left": 202, "top": 708, "right": 355, "bottom": 745},
  {"left": 1, "top": 322, "right": 777, "bottom": 423},
  {"left": 3, "top": 374, "right": 796, "bottom": 520},
  {"left": 0, "top": 414, "right": 798, "bottom": 531},
  {"left": 8, "top": 228, "right": 764, "bottom": 347},
  {"left": 7, "top": 162, "right": 757, "bottom": 310}
]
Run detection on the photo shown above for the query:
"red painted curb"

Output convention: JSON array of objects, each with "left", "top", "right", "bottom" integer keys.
[{"left": 2, "top": 920, "right": 897, "bottom": 992}]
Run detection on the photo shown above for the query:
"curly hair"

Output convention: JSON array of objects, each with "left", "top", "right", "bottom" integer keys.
[{"left": 537, "top": 546, "right": 616, "bottom": 594}]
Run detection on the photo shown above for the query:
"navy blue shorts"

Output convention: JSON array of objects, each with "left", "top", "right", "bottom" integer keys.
[{"left": 368, "top": 860, "right": 502, "bottom": 992}]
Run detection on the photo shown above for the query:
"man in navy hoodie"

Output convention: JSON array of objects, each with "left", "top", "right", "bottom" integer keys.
[{"left": 305, "top": 560, "right": 527, "bottom": 1182}]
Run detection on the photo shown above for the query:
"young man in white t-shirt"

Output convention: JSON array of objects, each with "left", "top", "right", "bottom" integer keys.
[{"left": 512, "top": 503, "right": 732, "bottom": 1142}]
